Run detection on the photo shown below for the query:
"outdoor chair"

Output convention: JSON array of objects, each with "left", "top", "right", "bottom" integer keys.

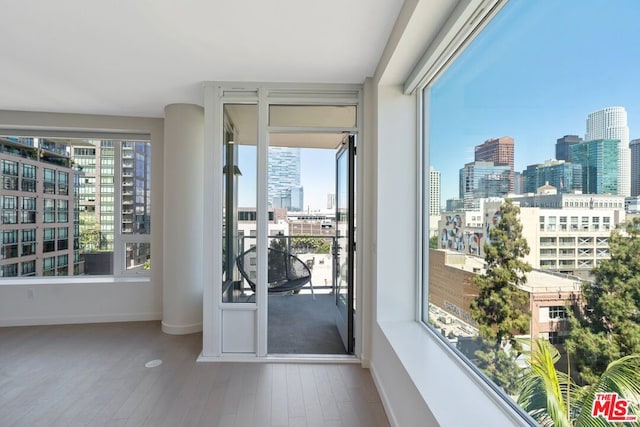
[{"left": 235, "top": 247, "right": 314, "bottom": 298}]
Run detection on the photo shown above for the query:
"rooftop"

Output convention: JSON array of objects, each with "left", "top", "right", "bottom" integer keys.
[{"left": 440, "top": 249, "right": 583, "bottom": 293}]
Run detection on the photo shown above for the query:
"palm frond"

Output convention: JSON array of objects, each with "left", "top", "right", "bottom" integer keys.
[
  {"left": 517, "top": 339, "right": 573, "bottom": 427},
  {"left": 574, "top": 354, "right": 640, "bottom": 427}
]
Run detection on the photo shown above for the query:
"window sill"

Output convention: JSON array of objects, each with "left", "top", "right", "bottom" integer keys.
[
  {"left": 377, "top": 320, "right": 535, "bottom": 426},
  {"left": 0, "top": 275, "right": 151, "bottom": 286}
]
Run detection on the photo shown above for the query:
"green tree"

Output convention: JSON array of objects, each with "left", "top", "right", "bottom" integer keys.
[
  {"left": 469, "top": 199, "right": 532, "bottom": 394},
  {"left": 470, "top": 199, "right": 532, "bottom": 347},
  {"left": 429, "top": 235, "right": 438, "bottom": 249},
  {"left": 291, "top": 237, "right": 330, "bottom": 254},
  {"left": 565, "top": 217, "right": 640, "bottom": 385},
  {"left": 270, "top": 236, "right": 287, "bottom": 251},
  {"left": 518, "top": 338, "right": 640, "bottom": 427},
  {"left": 475, "top": 342, "right": 525, "bottom": 396},
  {"left": 79, "top": 216, "right": 103, "bottom": 251}
]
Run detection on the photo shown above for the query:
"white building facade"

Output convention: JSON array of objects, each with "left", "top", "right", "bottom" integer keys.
[
  {"left": 585, "top": 107, "right": 630, "bottom": 197},
  {"left": 438, "top": 194, "right": 626, "bottom": 279}
]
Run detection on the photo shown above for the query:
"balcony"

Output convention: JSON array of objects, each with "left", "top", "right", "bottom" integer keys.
[{"left": 558, "top": 250, "right": 575, "bottom": 258}]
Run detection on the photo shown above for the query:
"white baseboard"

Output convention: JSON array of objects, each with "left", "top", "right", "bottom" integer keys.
[
  {"left": 360, "top": 355, "right": 371, "bottom": 368},
  {"left": 0, "top": 312, "right": 162, "bottom": 327},
  {"left": 370, "top": 361, "right": 399, "bottom": 427},
  {"left": 161, "top": 320, "right": 203, "bottom": 335}
]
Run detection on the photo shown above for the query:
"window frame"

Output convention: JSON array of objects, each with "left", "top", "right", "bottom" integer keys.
[{"left": 0, "top": 132, "right": 152, "bottom": 281}]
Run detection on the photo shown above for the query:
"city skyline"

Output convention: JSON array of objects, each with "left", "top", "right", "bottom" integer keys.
[
  {"left": 429, "top": 0, "right": 640, "bottom": 203},
  {"left": 237, "top": 146, "right": 336, "bottom": 211}
]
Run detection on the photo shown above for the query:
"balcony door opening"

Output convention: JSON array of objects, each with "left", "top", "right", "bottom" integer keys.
[{"left": 264, "top": 132, "right": 355, "bottom": 355}]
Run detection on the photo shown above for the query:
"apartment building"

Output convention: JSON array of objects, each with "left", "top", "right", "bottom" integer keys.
[
  {"left": 0, "top": 137, "right": 80, "bottom": 277},
  {"left": 73, "top": 140, "right": 151, "bottom": 273},
  {"left": 438, "top": 193, "right": 626, "bottom": 279}
]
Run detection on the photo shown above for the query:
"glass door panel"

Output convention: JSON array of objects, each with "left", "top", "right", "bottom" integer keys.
[
  {"left": 222, "top": 104, "right": 258, "bottom": 303},
  {"left": 335, "top": 135, "right": 355, "bottom": 353}
]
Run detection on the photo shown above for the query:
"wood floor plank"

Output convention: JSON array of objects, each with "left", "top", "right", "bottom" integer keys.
[
  {"left": 252, "top": 363, "right": 273, "bottom": 427},
  {"left": 299, "top": 365, "right": 324, "bottom": 427},
  {"left": 0, "top": 322, "right": 389, "bottom": 427},
  {"left": 271, "top": 364, "right": 289, "bottom": 427},
  {"left": 286, "top": 364, "right": 306, "bottom": 419},
  {"left": 311, "top": 366, "right": 341, "bottom": 422}
]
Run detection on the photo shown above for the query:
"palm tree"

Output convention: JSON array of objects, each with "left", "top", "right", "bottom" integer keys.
[{"left": 517, "top": 339, "right": 640, "bottom": 426}]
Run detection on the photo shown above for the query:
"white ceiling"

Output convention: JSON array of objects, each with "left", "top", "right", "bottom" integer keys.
[{"left": 0, "top": 0, "right": 405, "bottom": 118}]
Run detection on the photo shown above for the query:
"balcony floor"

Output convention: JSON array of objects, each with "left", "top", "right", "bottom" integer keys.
[
  {"left": 0, "top": 321, "right": 388, "bottom": 426},
  {"left": 269, "top": 293, "right": 347, "bottom": 355}
]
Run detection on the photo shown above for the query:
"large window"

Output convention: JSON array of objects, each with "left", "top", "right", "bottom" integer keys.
[
  {"left": 422, "top": 0, "right": 640, "bottom": 418},
  {"left": 0, "top": 135, "right": 151, "bottom": 278}
]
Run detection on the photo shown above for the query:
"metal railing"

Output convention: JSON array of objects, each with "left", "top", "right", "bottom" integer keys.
[{"left": 235, "top": 234, "right": 339, "bottom": 292}]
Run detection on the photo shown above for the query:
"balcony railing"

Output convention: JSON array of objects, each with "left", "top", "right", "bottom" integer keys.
[{"left": 225, "top": 234, "right": 339, "bottom": 294}]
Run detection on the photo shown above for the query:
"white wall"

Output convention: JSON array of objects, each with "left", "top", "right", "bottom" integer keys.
[{"left": 0, "top": 110, "right": 164, "bottom": 326}]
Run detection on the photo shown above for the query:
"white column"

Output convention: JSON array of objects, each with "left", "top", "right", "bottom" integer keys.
[{"left": 162, "top": 103, "right": 204, "bottom": 334}]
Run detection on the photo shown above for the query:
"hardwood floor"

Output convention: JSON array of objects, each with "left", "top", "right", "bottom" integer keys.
[{"left": 0, "top": 322, "right": 389, "bottom": 427}]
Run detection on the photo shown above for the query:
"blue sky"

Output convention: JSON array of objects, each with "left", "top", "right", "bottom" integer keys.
[
  {"left": 430, "top": 0, "right": 640, "bottom": 202},
  {"left": 236, "top": 146, "right": 334, "bottom": 210}
]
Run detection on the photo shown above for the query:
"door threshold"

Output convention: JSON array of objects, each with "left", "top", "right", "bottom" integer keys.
[
  {"left": 198, "top": 352, "right": 360, "bottom": 364},
  {"left": 266, "top": 354, "right": 359, "bottom": 363}
]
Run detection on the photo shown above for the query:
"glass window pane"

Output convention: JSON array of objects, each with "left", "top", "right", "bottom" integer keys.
[
  {"left": 125, "top": 242, "right": 150, "bottom": 272},
  {"left": 423, "top": 0, "right": 638, "bottom": 416},
  {"left": 223, "top": 104, "right": 257, "bottom": 302}
]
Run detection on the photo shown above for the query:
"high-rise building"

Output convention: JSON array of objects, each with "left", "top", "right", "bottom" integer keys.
[
  {"left": 459, "top": 161, "right": 510, "bottom": 210},
  {"left": 521, "top": 160, "right": 582, "bottom": 194},
  {"left": 429, "top": 166, "right": 441, "bottom": 215},
  {"left": 326, "top": 193, "right": 336, "bottom": 210},
  {"left": 0, "top": 136, "right": 81, "bottom": 277},
  {"left": 289, "top": 186, "right": 304, "bottom": 211},
  {"left": 571, "top": 139, "right": 619, "bottom": 195},
  {"left": 474, "top": 136, "right": 515, "bottom": 193},
  {"left": 631, "top": 139, "right": 640, "bottom": 197},
  {"left": 513, "top": 171, "right": 522, "bottom": 195},
  {"left": 555, "top": 135, "right": 582, "bottom": 162},
  {"left": 273, "top": 186, "right": 304, "bottom": 211},
  {"left": 268, "top": 147, "right": 302, "bottom": 210},
  {"left": 72, "top": 140, "right": 151, "bottom": 273},
  {"left": 585, "top": 107, "right": 629, "bottom": 196}
]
